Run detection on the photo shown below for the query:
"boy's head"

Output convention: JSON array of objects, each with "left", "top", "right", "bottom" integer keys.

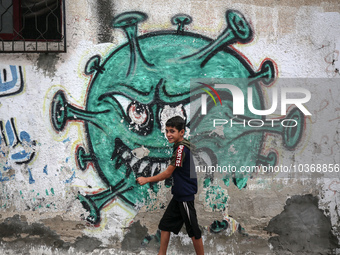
[
  {"left": 166, "top": 116, "right": 186, "bottom": 131},
  {"left": 165, "top": 116, "right": 186, "bottom": 143}
]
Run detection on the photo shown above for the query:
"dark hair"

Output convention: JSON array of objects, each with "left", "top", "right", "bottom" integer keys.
[{"left": 166, "top": 116, "right": 186, "bottom": 131}]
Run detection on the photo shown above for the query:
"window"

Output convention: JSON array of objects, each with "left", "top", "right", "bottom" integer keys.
[{"left": 0, "top": 0, "right": 66, "bottom": 53}]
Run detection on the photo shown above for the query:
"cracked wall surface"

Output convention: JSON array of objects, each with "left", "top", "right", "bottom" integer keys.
[{"left": 0, "top": 0, "right": 340, "bottom": 254}]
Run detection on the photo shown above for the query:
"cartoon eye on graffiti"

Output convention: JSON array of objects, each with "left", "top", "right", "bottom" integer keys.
[{"left": 50, "top": 10, "right": 304, "bottom": 224}]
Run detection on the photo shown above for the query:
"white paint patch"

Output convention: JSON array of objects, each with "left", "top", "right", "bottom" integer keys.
[
  {"left": 228, "top": 144, "right": 237, "bottom": 154},
  {"left": 160, "top": 104, "right": 190, "bottom": 138},
  {"left": 177, "top": 231, "right": 192, "bottom": 246},
  {"left": 131, "top": 145, "right": 150, "bottom": 159},
  {"left": 160, "top": 104, "right": 186, "bottom": 133},
  {"left": 209, "top": 125, "right": 225, "bottom": 137}
]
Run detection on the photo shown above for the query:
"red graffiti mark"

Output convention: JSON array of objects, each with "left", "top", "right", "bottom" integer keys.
[
  {"left": 311, "top": 99, "right": 329, "bottom": 124},
  {"left": 329, "top": 108, "right": 340, "bottom": 122},
  {"left": 316, "top": 134, "right": 340, "bottom": 156},
  {"left": 328, "top": 180, "right": 340, "bottom": 195}
]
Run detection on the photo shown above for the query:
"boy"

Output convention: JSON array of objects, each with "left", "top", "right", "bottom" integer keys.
[{"left": 137, "top": 116, "right": 204, "bottom": 255}]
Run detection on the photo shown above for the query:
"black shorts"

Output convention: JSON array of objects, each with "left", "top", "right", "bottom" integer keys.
[{"left": 158, "top": 197, "right": 201, "bottom": 239}]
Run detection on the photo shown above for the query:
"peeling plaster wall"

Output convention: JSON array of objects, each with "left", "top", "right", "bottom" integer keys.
[{"left": 0, "top": 1, "right": 340, "bottom": 254}]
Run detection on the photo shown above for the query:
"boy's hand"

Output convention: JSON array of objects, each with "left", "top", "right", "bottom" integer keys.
[{"left": 136, "top": 177, "right": 148, "bottom": 185}]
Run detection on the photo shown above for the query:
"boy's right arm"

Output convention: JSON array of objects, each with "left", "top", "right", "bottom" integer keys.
[{"left": 136, "top": 165, "right": 176, "bottom": 185}]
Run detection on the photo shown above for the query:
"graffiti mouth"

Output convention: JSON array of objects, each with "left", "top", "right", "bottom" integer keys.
[
  {"left": 111, "top": 138, "right": 169, "bottom": 179},
  {"left": 78, "top": 138, "right": 171, "bottom": 225}
]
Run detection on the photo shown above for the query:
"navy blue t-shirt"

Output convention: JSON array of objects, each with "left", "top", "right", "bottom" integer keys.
[{"left": 170, "top": 139, "right": 197, "bottom": 201}]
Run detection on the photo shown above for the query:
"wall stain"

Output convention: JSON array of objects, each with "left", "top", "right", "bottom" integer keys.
[
  {"left": 265, "top": 194, "right": 339, "bottom": 254},
  {"left": 121, "top": 220, "right": 148, "bottom": 252},
  {"left": 96, "top": 0, "right": 114, "bottom": 43},
  {"left": 36, "top": 53, "right": 60, "bottom": 77},
  {"left": 0, "top": 214, "right": 101, "bottom": 252}
]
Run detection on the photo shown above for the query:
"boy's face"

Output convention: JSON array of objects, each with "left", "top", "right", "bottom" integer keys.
[{"left": 165, "top": 126, "right": 184, "bottom": 144}]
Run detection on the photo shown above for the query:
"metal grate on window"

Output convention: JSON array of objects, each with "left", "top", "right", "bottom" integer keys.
[{"left": 0, "top": 0, "right": 66, "bottom": 53}]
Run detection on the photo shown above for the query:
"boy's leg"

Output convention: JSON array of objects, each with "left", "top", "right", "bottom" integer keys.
[
  {"left": 158, "top": 231, "right": 171, "bottom": 255},
  {"left": 179, "top": 201, "right": 204, "bottom": 254},
  {"left": 158, "top": 198, "right": 184, "bottom": 254},
  {"left": 192, "top": 237, "right": 204, "bottom": 255}
]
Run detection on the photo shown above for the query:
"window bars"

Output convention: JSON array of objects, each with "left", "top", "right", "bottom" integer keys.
[{"left": 0, "top": 0, "right": 66, "bottom": 53}]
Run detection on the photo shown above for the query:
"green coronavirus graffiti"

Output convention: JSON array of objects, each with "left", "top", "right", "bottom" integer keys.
[{"left": 50, "top": 10, "right": 304, "bottom": 224}]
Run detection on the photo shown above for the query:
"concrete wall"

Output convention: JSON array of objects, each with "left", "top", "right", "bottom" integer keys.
[{"left": 0, "top": 0, "right": 340, "bottom": 254}]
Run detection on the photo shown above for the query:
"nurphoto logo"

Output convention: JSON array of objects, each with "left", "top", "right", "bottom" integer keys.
[{"left": 201, "top": 83, "right": 311, "bottom": 116}]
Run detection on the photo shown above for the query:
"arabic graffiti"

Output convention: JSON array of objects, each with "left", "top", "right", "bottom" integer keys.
[
  {"left": 0, "top": 65, "right": 24, "bottom": 98},
  {"left": 0, "top": 118, "right": 37, "bottom": 182}
]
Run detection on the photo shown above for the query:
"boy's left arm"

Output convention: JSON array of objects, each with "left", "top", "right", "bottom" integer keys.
[{"left": 136, "top": 165, "right": 176, "bottom": 185}]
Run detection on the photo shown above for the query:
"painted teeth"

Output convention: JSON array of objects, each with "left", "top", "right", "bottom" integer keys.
[
  {"left": 160, "top": 163, "right": 167, "bottom": 171},
  {"left": 121, "top": 151, "right": 131, "bottom": 160},
  {"left": 151, "top": 163, "right": 160, "bottom": 176},
  {"left": 117, "top": 146, "right": 167, "bottom": 177},
  {"left": 129, "top": 157, "right": 139, "bottom": 167},
  {"left": 138, "top": 161, "right": 149, "bottom": 174}
]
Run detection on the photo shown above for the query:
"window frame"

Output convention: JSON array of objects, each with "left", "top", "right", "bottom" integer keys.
[
  {"left": 0, "top": 0, "right": 21, "bottom": 40},
  {"left": 0, "top": 0, "right": 66, "bottom": 53}
]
